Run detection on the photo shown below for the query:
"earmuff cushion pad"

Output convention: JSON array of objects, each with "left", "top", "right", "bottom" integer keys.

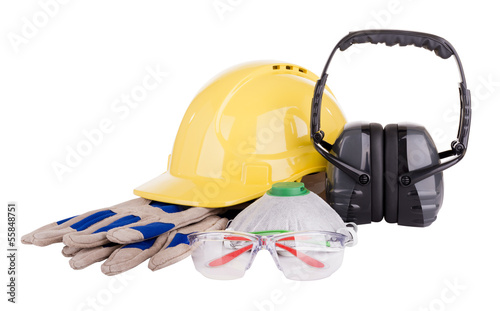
[
  {"left": 369, "top": 123, "right": 384, "bottom": 222},
  {"left": 384, "top": 124, "right": 399, "bottom": 223}
]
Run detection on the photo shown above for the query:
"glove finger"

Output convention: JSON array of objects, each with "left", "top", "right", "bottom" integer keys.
[
  {"left": 104, "top": 203, "right": 190, "bottom": 244},
  {"left": 22, "top": 221, "right": 67, "bottom": 245},
  {"left": 149, "top": 216, "right": 228, "bottom": 271},
  {"left": 21, "top": 213, "right": 86, "bottom": 245},
  {"left": 69, "top": 244, "right": 122, "bottom": 270},
  {"left": 170, "top": 206, "right": 224, "bottom": 229},
  {"left": 63, "top": 214, "right": 159, "bottom": 248},
  {"left": 101, "top": 234, "right": 170, "bottom": 276},
  {"left": 107, "top": 207, "right": 223, "bottom": 244},
  {"left": 25, "top": 208, "right": 120, "bottom": 246},
  {"left": 22, "top": 198, "right": 150, "bottom": 246},
  {"left": 62, "top": 246, "right": 82, "bottom": 257},
  {"left": 106, "top": 220, "right": 174, "bottom": 245}
]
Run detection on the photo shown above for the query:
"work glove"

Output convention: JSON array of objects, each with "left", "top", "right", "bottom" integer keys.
[
  {"left": 22, "top": 198, "right": 223, "bottom": 248},
  {"left": 62, "top": 215, "right": 228, "bottom": 275}
]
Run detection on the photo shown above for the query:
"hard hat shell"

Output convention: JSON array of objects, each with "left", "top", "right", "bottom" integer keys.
[{"left": 134, "top": 61, "right": 346, "bottom": 207}]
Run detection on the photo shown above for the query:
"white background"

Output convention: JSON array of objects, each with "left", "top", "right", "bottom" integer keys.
[{"left": 1, "top": 1, "right": 499, "bottom": 310}]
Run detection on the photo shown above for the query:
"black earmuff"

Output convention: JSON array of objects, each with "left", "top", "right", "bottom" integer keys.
[{"left": 311, "top": 30, "right": 471, "bottom": 227}]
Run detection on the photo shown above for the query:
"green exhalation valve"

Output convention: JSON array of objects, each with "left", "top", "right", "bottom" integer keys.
[{"left": 266, "top": 182, "right": 310, "bottom": 197}]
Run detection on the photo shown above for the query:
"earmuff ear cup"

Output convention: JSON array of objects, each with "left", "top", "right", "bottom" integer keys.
[
  {"left": 369, "top": 123, "right": 384, "bottom": 222},
  {"left": 396, "top": 124, "right": 444, "bottom": 227},
  {"left": 327, "top": 122, "right": 375, "bottom": 224},
  {"left": 384, "top": 124, "right": 399, "bottom": 223}
]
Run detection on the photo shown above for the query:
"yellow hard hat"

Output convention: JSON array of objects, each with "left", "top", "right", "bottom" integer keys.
[{"left": 134, "top": 61, "right": 346, "bottom": 207}]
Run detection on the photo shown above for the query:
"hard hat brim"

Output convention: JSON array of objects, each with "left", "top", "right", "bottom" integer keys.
[{"left": 133, "top": 166, "right": 325, "bottom": 208}]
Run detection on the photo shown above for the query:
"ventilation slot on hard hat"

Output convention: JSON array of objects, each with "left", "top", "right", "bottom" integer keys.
[
  {"left": 273, "top": 65, "right": 280, "bottom": 70},
  {"left": 298, "top": 68, "right": 307, "bottom": 73},
  {"left": 286, "top": 65, "right": 293, "bottom": 70}
]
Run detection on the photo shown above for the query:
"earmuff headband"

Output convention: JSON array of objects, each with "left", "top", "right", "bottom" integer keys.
[{"left": 311, "top": 29, "right": 471, "bottom": 187}]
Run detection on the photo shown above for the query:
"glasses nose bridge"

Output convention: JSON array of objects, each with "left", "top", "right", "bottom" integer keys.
[
  {"left": 259, "top": 236, "right": 282, "bottom": 271},
  {"left": 259, "top": 236, "right": 273, "bottom": 251}
]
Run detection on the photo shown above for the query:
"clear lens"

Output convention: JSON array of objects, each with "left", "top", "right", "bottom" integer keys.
[
  {"left": 270, "top": 232, "right": 347, "bottom": 281},
  {"left": 189, "top": 232, "right": 257, "bottom": 280},
  {"left": 188, "top": 231, "right": 349, "bottom": 281}
]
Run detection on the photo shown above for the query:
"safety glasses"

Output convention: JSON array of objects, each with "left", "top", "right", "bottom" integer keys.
[{"left": 188, "top": 229, "right": 356, "bottom": 281}]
